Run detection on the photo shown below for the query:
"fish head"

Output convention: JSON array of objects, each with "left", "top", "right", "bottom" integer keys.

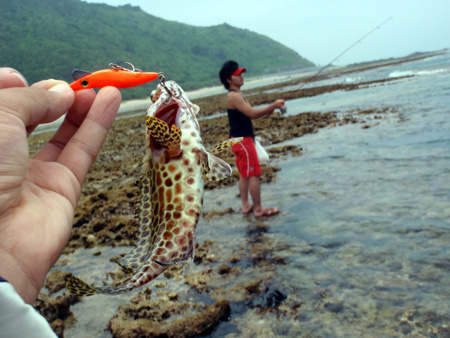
[{"left": 146, "top": 80, "right": 200, "bottom": 156}]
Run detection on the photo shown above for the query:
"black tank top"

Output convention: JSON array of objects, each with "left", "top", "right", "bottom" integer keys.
[{"left": 227, "top": 90, "right": 254, "bottom": 138}]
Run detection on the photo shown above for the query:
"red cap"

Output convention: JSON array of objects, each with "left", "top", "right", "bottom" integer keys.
[{"left": 231, "top": 67, "right": 246, "bottom": 76}]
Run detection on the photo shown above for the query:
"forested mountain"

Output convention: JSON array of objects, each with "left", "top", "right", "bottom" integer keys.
[{"left": 1, "top": 0, "right": 314, "bottom": 98}]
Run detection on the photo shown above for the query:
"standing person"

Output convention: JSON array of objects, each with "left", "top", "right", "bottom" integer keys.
[{"left": 219, "top": 60, "right": 285, "bottom": 217}]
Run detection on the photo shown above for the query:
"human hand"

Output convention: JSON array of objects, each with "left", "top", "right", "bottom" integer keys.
[
  {"left": 0, "top": 68, "right": 121, "bottom": 304},
  {"left": 273, "top": 99, "right": 286, "bottom": 110},
  {"left": 266, "top": 99, "right": 286, "bottom": 116}
]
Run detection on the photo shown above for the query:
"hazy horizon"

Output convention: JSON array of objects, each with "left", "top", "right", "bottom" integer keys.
[{"left": 84, "top": 0, "right": 449, "bottom": 66}]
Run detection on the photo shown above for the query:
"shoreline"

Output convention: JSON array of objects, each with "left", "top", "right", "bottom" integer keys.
[{"left": 33, "top": 49, "right": 445, "bottom": 135}]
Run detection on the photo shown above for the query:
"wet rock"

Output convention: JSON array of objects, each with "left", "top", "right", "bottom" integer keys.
[
  {"left": 252, "top": 288, "right": 287, "bottom": 308},
  {"left": 245, "top": 280, "right": 262, "bottom": 294},
  {"left": 193, "top": 240, "right": 217, "bottom": 265},
  {"left": 268, "top": 145, "right": 303, "bottom": 157},
  {"left": 45, "top": 270, "right": 73, "bottom": 295},
  {"left": 163, "top": 264, "right": 183, "bottom": 279},
  {"left": 203, "top": 207, "right": 235, "bottom": 220},
  {"left": 218, "top": 264, "right": 231, "bottom": 275},
  {"left": 50, "top": 319, "right": 65, "bottom": 338},
  {"left": 34, "top": 293, "right": 80, "bottom": 338},
  {"left": 85, "top": 234, "right": 96, "bottom": 247},
  {"left": 154, "top": 281, "right": 167, "bottom": 288},
  {"left": 324, "top": 302, "right": 345, "bottom": 313},
  {"left": 108, "top": 292, "right": 230, "bottom": 338},
  {"left": 184, "top": 268, "right": 213, "bottom": 293},
  {"left": 396, "top": 321, "right": 414, "bottom": 335},
  {"left": 229, "top": 255, "right": 241, "bottom": 264}
]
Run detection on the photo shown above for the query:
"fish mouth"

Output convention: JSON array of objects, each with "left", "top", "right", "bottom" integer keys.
[
  {"left": 148, "top": 100, "right": 182, "bottom": 154},
  {"left": 154, "top": 101, "right": 180, "bottom": 129}
]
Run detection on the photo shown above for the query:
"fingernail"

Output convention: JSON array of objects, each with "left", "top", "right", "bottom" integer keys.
[
  {"left": 11, "top": 71, "right": 29, "bottom": 87},
  {"left": 49, "top": 83, "right": 72, "bottom": 94}
]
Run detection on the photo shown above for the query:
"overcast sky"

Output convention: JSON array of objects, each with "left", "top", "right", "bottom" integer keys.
[{"left": 85, "top": 0, "right": 449, "bottom": 66}]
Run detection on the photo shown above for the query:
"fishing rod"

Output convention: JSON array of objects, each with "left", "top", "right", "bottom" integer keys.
[{"left": 294, "top": 17, "right": 393, "bottom": 92}]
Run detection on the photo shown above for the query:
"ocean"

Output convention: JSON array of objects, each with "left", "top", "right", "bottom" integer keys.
[{"left": 59, "top": 50, "right": 450, "bottom": 337}]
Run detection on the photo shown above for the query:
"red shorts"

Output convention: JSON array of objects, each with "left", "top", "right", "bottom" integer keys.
[{"left": 231, "top": 137, "right": 262, "bottom": 178}]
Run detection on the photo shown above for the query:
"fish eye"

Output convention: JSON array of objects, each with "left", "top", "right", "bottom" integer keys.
[{"left": 81, "top": 80, "right": 89, "bottom": 87}]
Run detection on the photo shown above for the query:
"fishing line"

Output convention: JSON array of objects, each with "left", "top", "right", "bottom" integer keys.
[{"left": 294, "top": 17, "right": 393, "bottom": 92}]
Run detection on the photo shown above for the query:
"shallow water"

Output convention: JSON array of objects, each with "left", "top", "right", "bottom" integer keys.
[{"left": 60, "top": 50, "right": 450, "bottom": 337}]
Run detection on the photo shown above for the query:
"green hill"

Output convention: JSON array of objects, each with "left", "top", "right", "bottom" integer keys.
[{"left": 0, "top": 0, "right": 314, "bottom": 99}]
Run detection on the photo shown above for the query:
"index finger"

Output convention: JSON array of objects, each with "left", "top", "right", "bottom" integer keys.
[
  {"left": 56, "top": 87, "right": 121, "bottom": 188},
  {"left": 0, "top": 85, "right": 75, "bottom": 127}
]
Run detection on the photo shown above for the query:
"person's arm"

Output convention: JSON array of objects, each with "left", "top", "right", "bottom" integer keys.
[{"left": 228, "top": 91, "right": 285, "bottom": 119}]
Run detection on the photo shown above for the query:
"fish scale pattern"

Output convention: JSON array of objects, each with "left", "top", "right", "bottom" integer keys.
[{"left": 67, "top": 80, "right": 240, "bottom": 295}]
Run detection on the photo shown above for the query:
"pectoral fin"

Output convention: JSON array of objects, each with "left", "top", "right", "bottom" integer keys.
[
  {"left": 166, "top": 124, "right": 182, "bottom": 157},
  {"left": 146, "top": 116, "right": 169, "bottom": 145},
  {"left": 154, "top": 236, "right": 195, "bottom": 266},
  {"left": 196, "top": 149, "right": 233, "bottom": 181},
  {"left": 145, "top": 116, "right": 182, "bottom": 157},
  {"left": 209, "top": 137, "right": 243, "bottom": 155}
]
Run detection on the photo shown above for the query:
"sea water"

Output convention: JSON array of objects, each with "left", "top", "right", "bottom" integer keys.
[
  {"left": 201, "top": 50, "right": 450, "bottom": 337},
  {"left": 61, "top": 50, "right": 450, "bottom": 337}
]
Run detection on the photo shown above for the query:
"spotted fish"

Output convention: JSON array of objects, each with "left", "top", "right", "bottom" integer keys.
[{"left": 67, "top": 80, "right": 239, "bottom": 295}]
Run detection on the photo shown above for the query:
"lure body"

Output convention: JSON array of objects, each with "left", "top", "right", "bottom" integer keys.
[
  {"left": 69, "top": 63, "right": 159, "bottom": 90},
  {"left": 67, "top": 80, "right": 240, "bottom": 295}
]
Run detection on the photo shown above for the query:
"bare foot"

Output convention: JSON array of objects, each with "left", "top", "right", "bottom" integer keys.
[
  {"left": 242, "top": 204, "right": 254, "bottom": 214},
  {"left": 254, "top": 207, "right": 279, "bottom": 218}
]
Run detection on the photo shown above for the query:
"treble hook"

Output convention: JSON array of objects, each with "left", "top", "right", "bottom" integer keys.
[
  {"left": 109, "top": 62, "right": 142, "bottom": 73},
  {"left": 158, "top": 72, "right": 173, "bottom": 97}
]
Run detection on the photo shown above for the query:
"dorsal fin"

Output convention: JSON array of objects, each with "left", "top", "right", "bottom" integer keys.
[{"left": 71, "top": 69, "right": 91, "bottom": 80}]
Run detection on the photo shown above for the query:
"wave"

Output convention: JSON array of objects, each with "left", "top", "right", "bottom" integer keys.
[
  {"left": 345, "top": 77, "right": 362, "bottom": 83},
  {"left": 389, "top": 68, "right": 447, "bottom": 78}
]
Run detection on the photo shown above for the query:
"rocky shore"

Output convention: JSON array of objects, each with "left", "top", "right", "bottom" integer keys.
[{"left": 29, "top": 51, "right": 443, "bottom": 337}]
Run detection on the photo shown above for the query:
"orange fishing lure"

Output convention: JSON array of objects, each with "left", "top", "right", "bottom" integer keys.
[{"left": 69, "top": 62, "right": 159, "bottom": 91}]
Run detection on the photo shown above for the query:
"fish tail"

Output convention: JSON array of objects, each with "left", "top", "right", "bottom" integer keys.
[
  {"left": 66, "top": 276, "right": 99, "bottom": 296},
  {"left": 66, "top": 276, "right": 135, "bottom": 296}
]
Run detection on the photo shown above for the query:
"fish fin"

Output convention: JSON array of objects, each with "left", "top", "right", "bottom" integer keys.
[
  {"left": 71, "top": 69, "right": 91, "bottom": 80},
  {"left": 209, "top": 137, "right": 243, "bottom": 156},
  {"left": 154, "top": 245, "right": 194, "bottom": 266},
  {"left": 67, "top": 276, "right": 136, "bottom": 295},
  {"left": 67, "top": 276, "right": 99, "bottom": 296},
  {"left": 146, "top": 116, "right": 182, "bottom": 157},
  {"left": 146, "top": 116, "right": 169, "bottom": 145},
  {"left": 197, "top": 149, "right": 233, "bottom": 181},
  {"left": 116, "top": 172, "right": 154, "bottom": 272},
  {"left": 191, "top": 103, "right": 200, "bottom": 116},
  {"left": 115, "top": 261, "right": 137, "bottom": 274},
  {"left": 166, "top": 124, "right": 182, "bottom": 157},
  {"left": 169, "top": 124, "right": 182, "bottom": 144}
]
